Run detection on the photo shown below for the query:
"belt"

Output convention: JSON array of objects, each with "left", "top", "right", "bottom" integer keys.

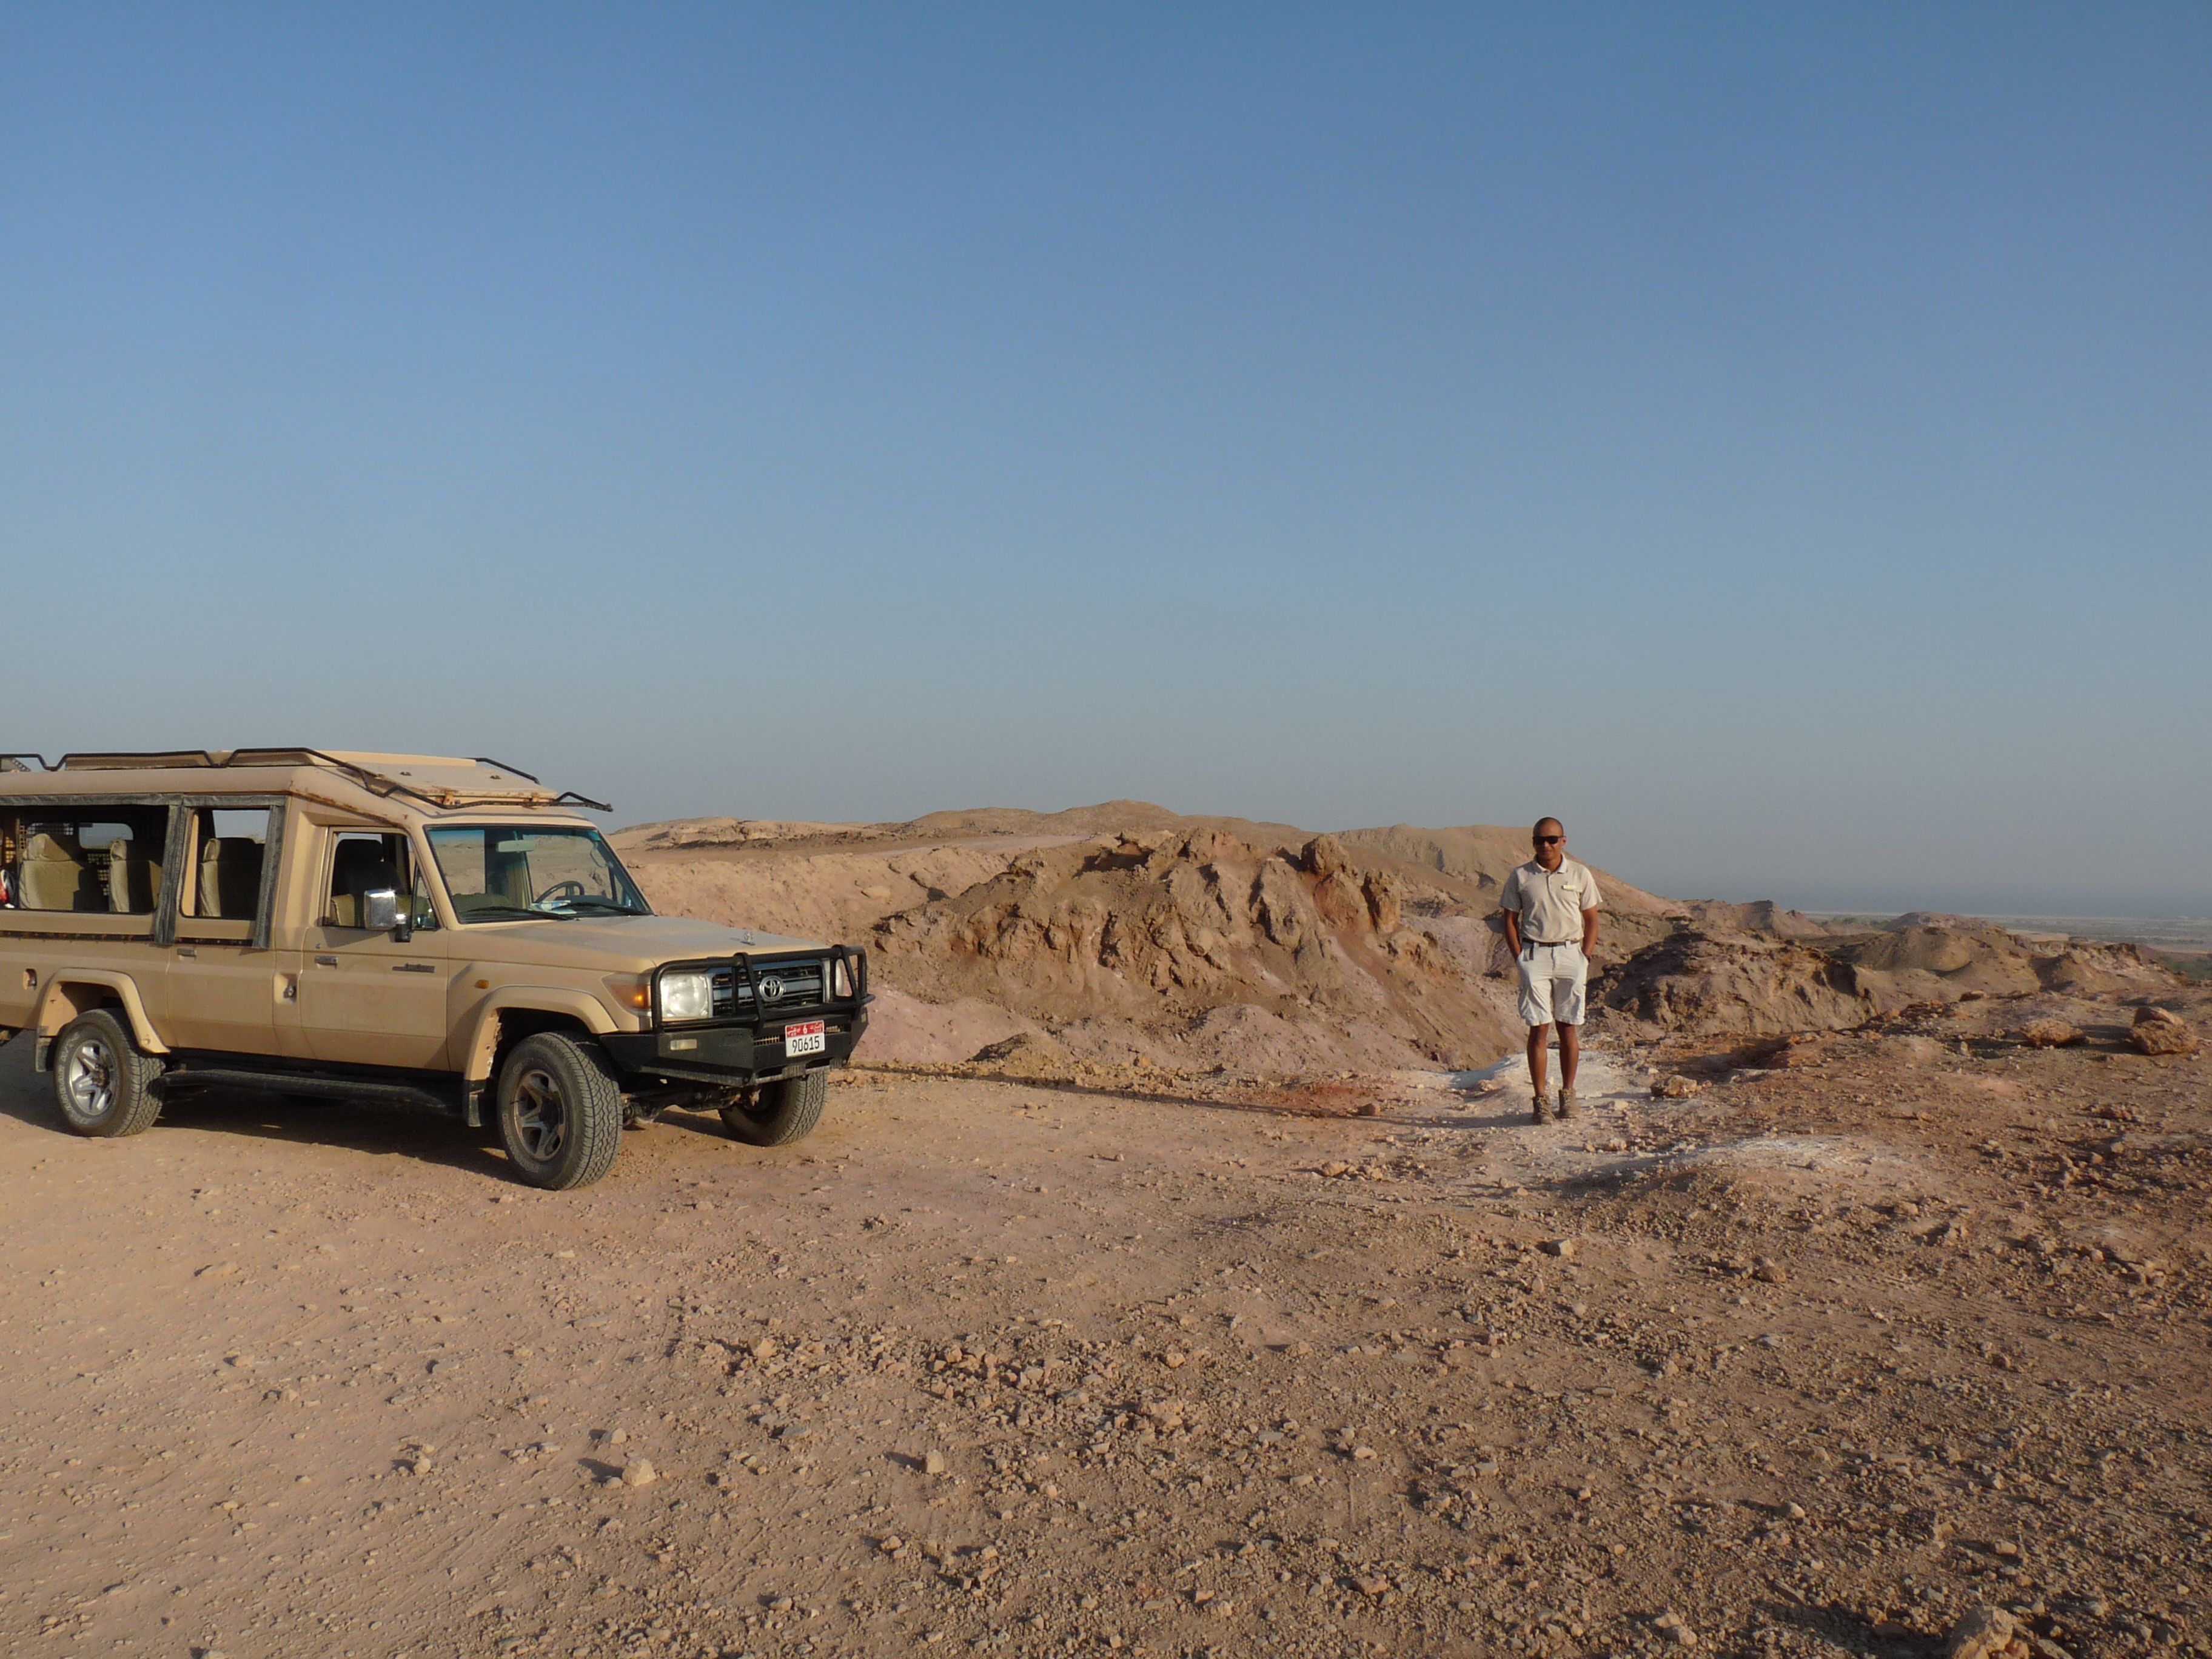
[{"left": 1525, "top": 939, "right": 1575, "bottom": 948}]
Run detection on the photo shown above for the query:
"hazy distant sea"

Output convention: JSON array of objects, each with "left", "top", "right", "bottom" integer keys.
[
  {"left": 1975, "top": 916, "right": 2212, "bottom": 954},
  {"left": 1810, "top": 913, "right": 2212, "bottom": 955}
]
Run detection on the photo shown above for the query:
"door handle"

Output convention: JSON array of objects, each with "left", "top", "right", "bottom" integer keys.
[
  {"left": 176, "top": 946, "right": 198, "bottom": 959},
  {"left": 314, "top": 955, "right": 340, "bottom": 967},
  {"left": 393, "top": 963, "right": 437, "bottom": 974}
]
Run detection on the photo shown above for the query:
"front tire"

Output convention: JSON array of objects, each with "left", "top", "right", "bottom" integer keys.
[
  {"left": 495, "top": 1033, "right": 623, "bottom": 1189},
  {"left": 719, "top": 1068, "right": 828, "bottom": 1147},
  {"left": 52, "top": 1010, "right": 164, "bottom": 1138}
]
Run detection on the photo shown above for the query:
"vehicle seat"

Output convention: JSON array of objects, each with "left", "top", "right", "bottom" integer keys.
[
  {"left": 19, "top": 832, "right": 101, "bottom": 912},
  {"left": 486, "top": 847, "right": 535, "bottom": 908},
  {"left": 196, "top": 837, "right": 265, "bottom": 919},
  {"left": 329, "top": 840, "right": 401, "bottom": 928},
  {"left": 106, "top": 840, "right": 165, "bottom": 914}
]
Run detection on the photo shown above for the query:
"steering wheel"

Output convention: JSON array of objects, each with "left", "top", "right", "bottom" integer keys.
[{"left": 534, "top": 879, "right": 588, "bottom": 905}]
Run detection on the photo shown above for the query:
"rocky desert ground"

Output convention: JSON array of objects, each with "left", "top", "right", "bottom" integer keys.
[{"left": 3, "top": 805, "right": 2208, "bottom": 1659}]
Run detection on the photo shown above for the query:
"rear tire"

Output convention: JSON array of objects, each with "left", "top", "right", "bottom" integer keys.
[
  {"left": 495, "top": 1033, "right": 623, "bottom": 1189},
  {"left": 719, "top": 1068, "right": 828, "bottom": 1147},
  {"left": 52, "top": 1010, "right": 164, "bottom": 1138}
]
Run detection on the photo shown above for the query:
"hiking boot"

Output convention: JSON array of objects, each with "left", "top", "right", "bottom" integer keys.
[
  {"left": 1557, "top": 1087, "right": 1578, "bottom": 1121},
  {"left": 1529, "top": 1094, "right": 1550, "bottom": 1125}
]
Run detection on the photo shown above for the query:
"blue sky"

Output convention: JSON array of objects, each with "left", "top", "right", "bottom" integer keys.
[{"left": 4, "top": 5, "right": 2207, "bottom": 914}]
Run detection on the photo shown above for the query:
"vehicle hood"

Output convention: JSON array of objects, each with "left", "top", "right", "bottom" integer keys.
[{"left": 449, "top": 913, "right": 831, "bottom": 974}]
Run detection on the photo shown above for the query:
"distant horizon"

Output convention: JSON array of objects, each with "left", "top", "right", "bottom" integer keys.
[{"left": 605, "top": 793, "right": 2212, "bottom": 923}]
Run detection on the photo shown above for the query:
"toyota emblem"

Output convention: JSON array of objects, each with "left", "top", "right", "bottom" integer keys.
[{"left": 757, "top": 974, "right": 784, "bottom": 1004}]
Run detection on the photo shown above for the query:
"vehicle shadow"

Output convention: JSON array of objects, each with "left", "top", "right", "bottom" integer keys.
[{"left": 0, "top": 1037, "right": 517, "bottom": 1182}]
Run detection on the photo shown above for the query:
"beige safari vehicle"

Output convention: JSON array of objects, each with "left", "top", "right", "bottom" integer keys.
[{"left": 0, "top": 750, "right": 870, "bottom": 1188}]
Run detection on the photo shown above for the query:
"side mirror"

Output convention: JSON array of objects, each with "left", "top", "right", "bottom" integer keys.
[{"left": 363, "top": 888, "right": 410, "bottom": 940}]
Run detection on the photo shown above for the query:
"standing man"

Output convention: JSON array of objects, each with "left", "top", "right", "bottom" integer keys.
[{"left": 1500, "top": 817, "right": 1602, "bottom": 1124}]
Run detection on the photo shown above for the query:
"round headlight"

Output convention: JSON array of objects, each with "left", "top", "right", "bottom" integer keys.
[{"left": 659, "top": 970, "right": 714, "bottom": 1022}]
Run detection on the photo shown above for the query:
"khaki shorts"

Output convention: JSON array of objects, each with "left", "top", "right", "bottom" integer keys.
[{"left": 1517, "top": 941, "right": 1587, "bottom": 1027}]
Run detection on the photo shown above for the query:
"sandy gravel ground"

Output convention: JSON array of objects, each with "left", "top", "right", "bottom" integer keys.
[{"left": 2, "top": 1033, "right": 2207, "bottom": 1659}]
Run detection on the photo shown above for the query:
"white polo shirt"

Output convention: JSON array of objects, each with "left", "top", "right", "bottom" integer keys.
[{"left": 1501, "top": 857, "right": 1603, "bottom": 945}]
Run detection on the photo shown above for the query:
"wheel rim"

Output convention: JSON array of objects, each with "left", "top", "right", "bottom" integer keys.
[
  {"left": 62, "top": 1036, "right": 117, "bottom": 1121},
  {"left": 511, "top": 1066, "right": 568, "bottom": 1164}
]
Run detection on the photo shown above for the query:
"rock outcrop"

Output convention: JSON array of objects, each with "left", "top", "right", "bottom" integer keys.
[
  {"left": 874, "top": 828, "right": 1521, "bottom": 1070},
  {"left": 1594, "top": 931, "right": 1877, "bottom": 1040},
  {"left": 1598, "top": 922, "right": 2182, "bottom": 1044}
]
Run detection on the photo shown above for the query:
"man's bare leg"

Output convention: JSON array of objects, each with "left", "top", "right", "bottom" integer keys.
[{"left": 1527, "top": 1022, "right": 1551, "bottom": 1121}]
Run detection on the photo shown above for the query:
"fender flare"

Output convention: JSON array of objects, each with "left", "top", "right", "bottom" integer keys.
[
  {"left": 460, "top": 988, "right": 621, "bottom": 1084},
  {"left": 35, "top": 972, "right": 169, "bottom": 1056}
]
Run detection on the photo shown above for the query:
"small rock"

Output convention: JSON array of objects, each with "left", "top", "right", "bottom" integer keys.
[
  {"left": 2017, "top": 1019, "right": 2083, "bottom": 1048},
  {"left": 1541, "top": 1238, "right": 1578, "bottom": 1259},
  {"left": 1654, "top": 1610, "right": 1698, "bottom": 1648},
  {"left": 1650, "top": 1074, "right": 1702, "bottom": 1099},
  {"left": 2130, "top": 1007, "right": 2199, "bottom": 1056},
  {"left": 620, "top": 1458, "right": 657, "bottom": 1488},
  {"left": 1352, "top": 1575, "right": 1390, "bottom": 1596},
  {"left": 1752, "top": 1259, "right": 1786, "bottom": 1284},
  {"left": 1946, "top": 1607, "right": 2023, "bottom": 1659},
  {"left": 923, "top": 1450, "right": 948, "bottom": 1477},
  {"left": 879, "top": 1535, "right": 905, "bottom": 1554}
]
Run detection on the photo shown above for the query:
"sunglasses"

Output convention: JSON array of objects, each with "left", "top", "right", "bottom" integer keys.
[{"left": 1534, "top": 835, "right": 1563, "bottom": 845}]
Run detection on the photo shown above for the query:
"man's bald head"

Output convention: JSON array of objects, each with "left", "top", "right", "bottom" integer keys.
[{"left": 1532, "top": 817, "right": 1563, "bottom": 840}]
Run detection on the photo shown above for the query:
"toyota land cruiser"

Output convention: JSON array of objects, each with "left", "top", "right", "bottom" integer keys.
[{"left": 0, "top": 749, "right": 870, "bottom": 1188}]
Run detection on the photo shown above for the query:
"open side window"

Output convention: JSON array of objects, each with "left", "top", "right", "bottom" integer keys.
[
  {"left": 323, "top": 831, "right": 438, "bottom": 932},
  {"left": 0, "top": 803, "right": 171, "bottom": 914},
  {"left": 186, "top": 808, "right": 269, "bottom": 921}
]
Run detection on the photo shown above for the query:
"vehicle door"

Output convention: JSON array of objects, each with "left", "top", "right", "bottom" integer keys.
[
  {"left": 164, "top": 804, "right": 287, "bottom": 1056},
  {"left": 295, "top": 826, "right": 450, "bottom": 1069}
]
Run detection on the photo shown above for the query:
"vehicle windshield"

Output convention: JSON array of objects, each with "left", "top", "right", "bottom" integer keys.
[{"left": 426, "top": 826, "right": 652, "bottom": 923}]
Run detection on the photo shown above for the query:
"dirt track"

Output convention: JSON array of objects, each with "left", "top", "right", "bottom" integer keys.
[{"left": 1, "top": 1031, "right": 2207, "bottom": 1659}]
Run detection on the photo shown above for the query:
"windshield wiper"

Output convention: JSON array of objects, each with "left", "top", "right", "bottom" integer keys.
[
  {"left": 552, "top": 897, "right": 648, "bottom": 916},
  {"left": 464, "top": 903, "right": 555, "bottom": 922}
]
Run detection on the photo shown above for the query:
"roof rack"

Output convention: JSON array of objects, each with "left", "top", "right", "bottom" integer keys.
[{"left": 35, "top": 748, "right": 612, "bottom": 813}]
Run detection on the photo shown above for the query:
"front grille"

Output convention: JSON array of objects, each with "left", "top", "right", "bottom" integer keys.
[{"left": 707, "top": 960, "right": 826, "bottom": 1018}]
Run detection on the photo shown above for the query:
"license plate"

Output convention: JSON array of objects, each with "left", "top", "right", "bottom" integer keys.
[{"left": 782, "top": 1019, "right": 826, "bottom": 1057}]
